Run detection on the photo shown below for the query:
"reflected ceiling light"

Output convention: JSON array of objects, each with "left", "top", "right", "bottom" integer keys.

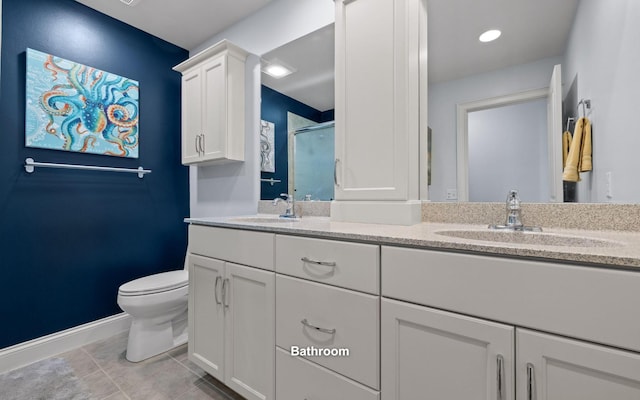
[
  {"left": 479, "top": 29, "right": 502, "bottom": 43},
  {"left": 261, "top": 59, "right": 296, "bottom": 79}
]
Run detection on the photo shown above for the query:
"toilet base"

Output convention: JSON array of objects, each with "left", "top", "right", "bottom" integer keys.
[{"left": 125, "top": 309, "right": 188, "bottom": 362}]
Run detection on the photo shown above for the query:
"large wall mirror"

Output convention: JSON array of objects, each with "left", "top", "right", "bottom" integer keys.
[
  {"left": 258, "top": 0, "right": 640, "bottom": 205},
  {"left": 259, "top": 24, "right": 335, "bottom": 202},
  {"left": 428, "top": 0, "right": 640, "bottom": 203}
]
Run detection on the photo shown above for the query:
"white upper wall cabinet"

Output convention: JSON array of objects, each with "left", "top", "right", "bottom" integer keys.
[
  {"left": 174, "top": 40, "right": 248, "bottom": 166},
  {"left": 332, "top": 0, "right": 427, "bottom": 225}
]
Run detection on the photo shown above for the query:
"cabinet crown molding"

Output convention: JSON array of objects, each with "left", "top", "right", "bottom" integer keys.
[{"left": 173, "top": 39, "right": 249, "bottom": 73}]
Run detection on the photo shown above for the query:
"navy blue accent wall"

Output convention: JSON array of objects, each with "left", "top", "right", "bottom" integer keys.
[
  {"left": 0, "top": 0, "right": 189, "bottom": 348},
  {"left": 320, "top": 109, "right": 335, "bottom": 123},
  {"left": 260, "top": 85, "right": 334, "bottom": 200}
]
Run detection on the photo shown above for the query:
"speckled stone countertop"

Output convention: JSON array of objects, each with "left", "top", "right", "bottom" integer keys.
[{"left": 185, "top": 215, "right": 640, "bottom": 269}]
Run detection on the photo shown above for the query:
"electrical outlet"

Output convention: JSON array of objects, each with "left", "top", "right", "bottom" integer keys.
[
  {"left": 446, "top": 189, "right": 458, "bottom": 200},
  {"left": 605, "top": 172, "right": 613, "bottom": 199}
]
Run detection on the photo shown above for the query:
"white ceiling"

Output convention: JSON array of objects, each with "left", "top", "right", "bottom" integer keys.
[
  {"left": 74, "top": 0, "right": 580, "bottom": 111},
  {"left": 427, "top": 0, "right": 579, "bottom": 83},
  {"left": 261, "top": 25, "right": 335, "bottom": 112},
  {"left": 74, "top": 0, "right": 273, "bottom": 50}
]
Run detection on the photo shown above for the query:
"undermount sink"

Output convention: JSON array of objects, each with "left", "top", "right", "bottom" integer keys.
[
  {"left": 435, "top": 230, "right": 622, "bottom": 248},
  {"left": 230, "top": 216, "right": 300, "bottom": 224}
]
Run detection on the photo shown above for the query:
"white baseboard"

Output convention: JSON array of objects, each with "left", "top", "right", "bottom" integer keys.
[{"left": 0, "top": 313, "right": 132, "bottom": 374}]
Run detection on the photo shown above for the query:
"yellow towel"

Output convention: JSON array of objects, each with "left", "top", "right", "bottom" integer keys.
[
  {"left": 562, "top": 130, "right": 572, "bottom": 167},
  {"left": 562, "top": 117, "right": 592, "bottom": 182}
]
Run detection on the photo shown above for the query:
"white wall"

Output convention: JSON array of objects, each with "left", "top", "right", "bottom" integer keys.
[
  {"left": 562, "top": 0, "right": 640, "bottom": 203},
  {"left": 188, "top": 0, "right": 334, "bottom": 217},
  {"left": 468, "top": 99, "right": 548, "bottom": 202},
  {"left": 428, "top": 56, "right": 562, "bottom": 201}
]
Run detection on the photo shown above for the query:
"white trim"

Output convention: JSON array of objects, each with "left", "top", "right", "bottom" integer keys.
[
  {"left": 0, "top": 313, "right": 131, "bottom": 374},
  {"left": 456, "top": 88, "right": 549, "bottom": 202}
]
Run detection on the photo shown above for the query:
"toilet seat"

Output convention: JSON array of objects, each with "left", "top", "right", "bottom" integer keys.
[{"left": 119, "top": 270, "right": 188, "bottom": 296}]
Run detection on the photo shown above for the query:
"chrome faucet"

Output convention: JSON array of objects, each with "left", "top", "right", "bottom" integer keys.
[
  {"left": 489, "top": 190, "right": 541, "bottom": 231},
  {"left": 505, "top": 190, "right": 523, "bottom": 229},
  {"left": 272, "top": 193, "right": 297, "bottom": 218}
]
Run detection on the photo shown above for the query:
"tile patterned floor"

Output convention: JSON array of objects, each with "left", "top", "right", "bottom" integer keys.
[{"left": 0, "top": 333, "right": 245, "bottom": 400}]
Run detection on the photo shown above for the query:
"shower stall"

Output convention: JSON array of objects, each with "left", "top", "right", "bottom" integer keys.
[{"left": 291, "top": 121, "right": 335, "bottom": 201}]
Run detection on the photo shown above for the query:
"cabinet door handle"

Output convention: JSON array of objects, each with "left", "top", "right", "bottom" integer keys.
[
  {"left": 195, "top": 135, "right": 200, "bottom": 154},
  {"left": 214, "top": 276, "right": 222, "bottom": 305},
  {"left": 222, "top": 278, "right": 230, "bottom": 309},
  {"left": 301, "top": 318, "right": 336, "bottom": 335},
  {"left": 301, "top": 257, "right": 337, "bottom": 267},
  {"left": 334, "top": 158, "right": 340, "bottom": 187},
  {"left": 497, "top": 354, "right": 504, "bottom": 400},
  {"left": 526, "top": 363, "right": 535, "bottom": 400}
]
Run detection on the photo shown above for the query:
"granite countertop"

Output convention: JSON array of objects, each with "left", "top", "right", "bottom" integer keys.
[{"left": 185, "top": 215, "right": 640, "bottom": 269}]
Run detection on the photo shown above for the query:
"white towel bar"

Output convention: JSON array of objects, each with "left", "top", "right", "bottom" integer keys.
[
  {"left": 260, "top": 178, "right": 281, "bottom": 186},
  {"left": 24, "top": 158, "right": 151, "bottom": 178}
]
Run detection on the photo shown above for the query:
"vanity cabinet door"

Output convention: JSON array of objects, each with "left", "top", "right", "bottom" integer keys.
[
  {"left": 333, "top": 0, "right": 422, "bottom": 202},
  {"left": 516, "top": 329, "right": 640, "bottom": 400},
  {"left": 174, "top": 41, "right": 247, "bottom": 166},
  {"left": 381, "top": 298, "right": 515, "bottom": 400},
  {"left": 224, "top": 262, "right": 275, "bottom": 400},
  {"left": 181, "top": 67, "right": 203, "bottom": 164},
  {"left": 188, "top": 254, "right": 225, "bottom": 381},
  {"left": 199, "top": 54, "right": 228, "bottom": 162}
]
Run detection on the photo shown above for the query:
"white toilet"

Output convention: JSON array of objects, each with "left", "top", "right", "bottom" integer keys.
[{"left": 117, "top": 269, "right": 188, "bottom": 362}]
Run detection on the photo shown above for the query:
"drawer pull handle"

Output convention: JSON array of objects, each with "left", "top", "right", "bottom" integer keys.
[
  {"left": 527, "top": 362, "right": 535, "bottom": 400},
  {"left": 222, "top": 278, "right": 230, "bottom": 309},
  {"left": 497, "top": 354, "right": 504, "bottom": 400},
  {"left": 301, "top": 319, "right": 336, "bottom": 335},
  {"left": 301, "top": 257, "right": 336, "bottom": 267},
  {"left": 214, "top": 276, "right": 222, "bottom": 305}
]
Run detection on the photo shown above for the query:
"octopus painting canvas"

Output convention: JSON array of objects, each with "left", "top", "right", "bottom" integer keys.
[{"left": 25, "top": 48, "right": 140, "bottom": 158}]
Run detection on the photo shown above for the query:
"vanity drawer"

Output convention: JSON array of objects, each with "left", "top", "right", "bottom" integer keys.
[
  {"left": 275, "top": 235, "right": 379, "bottom": 294},
  {"left": 276, "top": 275, "right": 380, "bottom": 389},
  {"left": 189, "top": 225, "right": 274, "bottom": 270},
  {"left": 382, "top": 245, "right": 640, "bottom": 353},
  {"left": 276, "top": 347, "right": 379, "bottom": 400}
]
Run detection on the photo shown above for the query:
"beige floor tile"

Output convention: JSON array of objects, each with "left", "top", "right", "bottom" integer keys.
[
  {"left": 58, "top": 348, "right": 100, "bottom": 378},
  {"left": 175, "top": 381, "right": 229, "bottom": 400},
  {"left": 79, "top": 369, "right": 120, "bottom": 399},
  {"left": 102, "top": 392, "right": 130, "bottom": 400},
  {"left": 102, "top": 354, "right": 203, "bottom": 400}
]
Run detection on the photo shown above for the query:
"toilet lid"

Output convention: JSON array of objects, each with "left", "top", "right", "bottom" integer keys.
[{"left": 119, "top": 270, "right": 188, "bottom": 296}]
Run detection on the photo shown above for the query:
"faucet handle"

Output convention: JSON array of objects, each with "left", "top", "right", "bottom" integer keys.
[{"left": 279, "top": 193, "right": 291, "bottom": 200}]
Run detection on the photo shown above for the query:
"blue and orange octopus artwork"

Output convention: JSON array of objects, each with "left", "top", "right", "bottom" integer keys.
[{"left": 25, "top": 48, "right": 139, "bottom": 158}]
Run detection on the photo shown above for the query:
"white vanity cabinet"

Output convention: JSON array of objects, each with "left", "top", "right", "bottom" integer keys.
[
  {"left": 381, "top": 245, "right": 640, "bottom": 400},
  {"left": 187, "top": 226, "right": 275, "bottom": 400},
  {"left": 331, "top": 0, "right": 426, "bottom": 225},
  {"left": 516, "top": 329, "right": 640, "bottom": 400},
  {"left": 274, "top": 234, "right": 381, "bottom": 399},
  {"left": 381, "top": 299, "right": 515, "bottom": 400},
  {"left": 173, "top": 40, "right": 247, "bottom": 165}
]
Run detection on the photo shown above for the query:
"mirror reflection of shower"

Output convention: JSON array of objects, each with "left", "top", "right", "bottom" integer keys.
[{"left": 291, "top": 121, "right": 335, "bottom": 201}]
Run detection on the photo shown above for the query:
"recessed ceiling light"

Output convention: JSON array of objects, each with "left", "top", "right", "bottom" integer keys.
[
  {"left": 261, "top": 59, "right": 296, "bottom": 79},
  {"left": 479, "top": 29, "right": 502, "bottom": 43}
]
